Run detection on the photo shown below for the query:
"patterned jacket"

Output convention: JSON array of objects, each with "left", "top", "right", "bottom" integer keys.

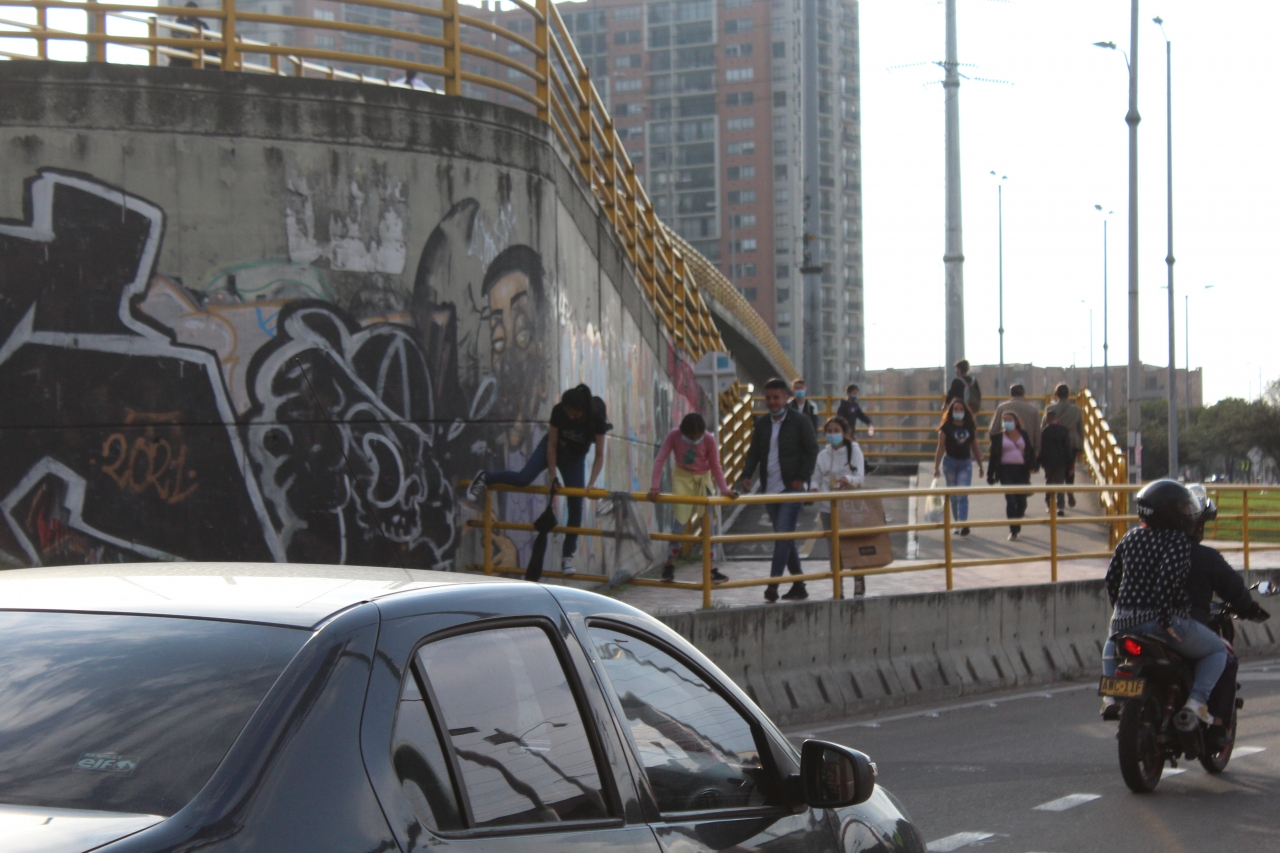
[{"left": 1105, "top": 526, "right": 1193, "bottom": 633}]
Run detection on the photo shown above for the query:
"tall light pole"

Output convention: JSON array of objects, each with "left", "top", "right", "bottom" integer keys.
[
  {"left": 1154, "top": 16, "right": 1177, "bottom": 478},
  {"left": 943, "top": 0, "right": 966, "bottom": 370},
  {"left": 1095, "top": 0, "right": 1142, "bottom": 483},
  {"left": 991, "top": 171, "right": 1007, "bottom": 392},
  {"left": 1094, "top": 205, "right": 1113, "bottom": 416}
]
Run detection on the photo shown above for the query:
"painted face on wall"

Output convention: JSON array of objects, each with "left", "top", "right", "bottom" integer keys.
[{"left": 482, "top": 245, "right": 548, "bottom": 451}]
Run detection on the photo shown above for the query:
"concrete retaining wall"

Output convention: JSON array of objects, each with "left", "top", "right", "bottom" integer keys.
[{"left": 658, "top": 570, "right": 1280, "bottom": 726}]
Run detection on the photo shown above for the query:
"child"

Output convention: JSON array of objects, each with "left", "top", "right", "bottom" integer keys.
[
  {"left": 810, "top": 416, "right": 867, "bottom": 595},
  {"left": 648, "top": 413, "right": 737, "bottom": 582}
]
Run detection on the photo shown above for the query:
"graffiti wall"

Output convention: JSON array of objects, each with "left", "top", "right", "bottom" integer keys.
[{"left": 0, "top": 68, "right": 704, "bottom": 575}]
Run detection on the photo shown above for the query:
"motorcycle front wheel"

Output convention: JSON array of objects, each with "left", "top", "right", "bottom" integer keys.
[
  {"left": 1200, "top": 710, "right": 1237, "bottom": 774},
  {"left": 1118, "top": 697, "right": 1164, "bottom": 793}
]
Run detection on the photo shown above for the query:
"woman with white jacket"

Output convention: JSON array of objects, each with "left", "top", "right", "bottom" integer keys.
[{"left": 810, "top": 416, "right": 868, "bottom": 595}]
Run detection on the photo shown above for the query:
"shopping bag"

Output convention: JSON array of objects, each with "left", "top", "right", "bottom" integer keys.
[
  {"left": 922, "top": 477, "right": 945, "bottom": 524},
  {"left": 837, "top": 495, "right": 893, "bottom": 569}
]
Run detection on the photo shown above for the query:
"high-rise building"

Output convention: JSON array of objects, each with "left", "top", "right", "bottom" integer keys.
[{"left": 224, "top": 0, "right": 865, "bottom": 391}]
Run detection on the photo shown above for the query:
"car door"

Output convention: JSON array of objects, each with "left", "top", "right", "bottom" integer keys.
[
  {"left": 359, "top": 582, "right": 663, "bottom": 853},
  {"left": 561, "top": 605, "right": 843, "bottom": 853}
]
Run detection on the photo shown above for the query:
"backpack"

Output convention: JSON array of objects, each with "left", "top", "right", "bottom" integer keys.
[{"left": 963, "top": 377, "right": 982, "bottom": 413}]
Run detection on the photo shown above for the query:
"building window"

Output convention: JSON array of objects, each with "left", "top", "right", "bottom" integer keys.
[
  {"left": 725, "top": 0, "right": 753, "bottom": 7},
  {"left": 614, "top": 5, "right": 641, "bottom": 22},
  {"left": 615, "top": 102, "right": 645, "bottom": 117},
  {"left": 729, "top": 239, "right": 758, "bottom": 252},
  {"left": 615, "top": 78, "right": 642, "bottom": 92},
  {"left": 729, "top": 214, "right": 757, "bottom": 228},
  {"left": 615, "top": 54, "right": 642, "bottom": 69},
  {"left": 677, "top": 70, "right": 714, "bottom": 92},
  {"left": 675, "top": 0, "right": 713, "bottom": 22},
  {"left": 725, "top": 67, "right": 755, "bottom": 82},
  {"left": 726, "top": 165, "right": 756, "bottom": 180},
  {"left": 729, "top": 266, "right": 757, "bottom": 280},
  {"left": 772, "top": 40, "right": 785, "bottom": 58},
  {"left": 726, "top": 140, "right": 755, "bottom": 155},
  {"left": 773, "top": 90, "right": 787, "bottom": 107},
  {"left": 675, "top": 21, "right": 713, "bottom": 44},
  {"left": 776, "top": 266, "right": 790, "bottom": 280},
  {"left": 725, "top": 116, "right": 755, "bottom": 131},
  {"left": 727, "top": 190, "right": 756, "bottom": 204},
  {"left": 774, "top": 139, "right": 787, "bottom": 156},
  {"left": 737, "top": 287, "right": 758, "bottom": 301},
  {"left": 315, "top": 34, "right": 336, "bottom": 48},
  {"left": 313, "top": 8, "right": 334, "bottom": 20},
  {"left": 615, "top": 29, "right": 641, "bottom": 44},
  {"left": 724, "top": 91, "right": 754, "bottom": 106},
  {"left": 724, "top": 17, "right": 753, "bottom": 34},
  {"left": 774, "top": 164, "right": 787, "bottom": 179},
  {"left": 650, "top": 75, "right": 673, "bottom": 95},
  {"left": 774, "top": 188, "right": 789, "bottom": 203},
  {"left": 724, "top": 42, "right": 753, "bottom": 58}
]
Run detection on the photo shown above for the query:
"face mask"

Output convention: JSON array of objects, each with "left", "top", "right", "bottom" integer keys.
[
  {"left": 681, "top": 434, "right": 704, "bottom": 445},
  {"left": 826, "top": 433, "right": 844, "bottom": 447},
  {"left": 1002, "top": 420, "right": 1016, "bottom": 432},
  {"left": 952, "top": 411, "right": 964, "bottom": 422},
  {"left": 795, "top": 389, "right": 806, "bottom": 399}
]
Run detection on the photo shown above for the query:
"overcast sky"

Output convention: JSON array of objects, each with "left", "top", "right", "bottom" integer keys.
[{"left": 859, "top": 0, "right": 1279, "bottom": 404}]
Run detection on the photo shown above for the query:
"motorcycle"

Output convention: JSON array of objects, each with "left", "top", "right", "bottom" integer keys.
[{"left": 1099, "top": 580, "right": 1278, "bottom": 793}]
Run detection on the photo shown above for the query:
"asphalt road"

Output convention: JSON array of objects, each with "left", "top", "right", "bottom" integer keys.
[{"left": 787, "top": 657, "right": 1280, "bottom": 853}]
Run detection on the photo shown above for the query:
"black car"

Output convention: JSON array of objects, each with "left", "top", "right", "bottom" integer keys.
[{"left": 0, "top": 563, "right": 924, "bottom": 852}]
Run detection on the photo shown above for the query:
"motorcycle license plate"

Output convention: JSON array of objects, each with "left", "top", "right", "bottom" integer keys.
[{"left": 1098, "top": 676, "right": 1146, "bottom": 698}]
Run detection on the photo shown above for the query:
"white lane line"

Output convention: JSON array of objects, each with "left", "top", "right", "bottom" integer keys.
[
  {"left": 925, "top": 832, "right": 994, "bottom": 852},
  {"left": 1233, "top": 746, "right": 1267, "bottom": 757},
  {"left": 1033, "top": 793, "right": 1101, "bottom": 812}
]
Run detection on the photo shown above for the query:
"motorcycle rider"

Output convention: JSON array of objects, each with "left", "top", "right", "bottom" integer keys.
[{"left": 1101, "top": 480, "right": 1228, "bottom": 726}]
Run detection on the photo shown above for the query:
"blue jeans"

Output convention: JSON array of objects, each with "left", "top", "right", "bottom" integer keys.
[
  {"left": 765, "top": 494, "right": 804, "bottom": 584},
  {"left": 1103, "top": 615, "right": 1227, "bottom": 705},
  {"left": 941, "top": 455, "right": 972, "bottom": 522},
  {"left": 485, "top": 436, "right": 586, "bottom": 557}
]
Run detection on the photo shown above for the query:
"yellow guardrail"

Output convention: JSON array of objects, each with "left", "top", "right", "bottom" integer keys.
[{"left": 468, "top": 482, "right": 1279, "bottom": 609}]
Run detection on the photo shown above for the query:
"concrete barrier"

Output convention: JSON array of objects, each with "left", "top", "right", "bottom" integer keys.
[{"left": 657, "top": 569, "right": 1280, "bottom": 725}]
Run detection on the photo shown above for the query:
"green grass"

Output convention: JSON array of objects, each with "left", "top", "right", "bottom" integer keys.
[{"left": 1207, "top": 489, "right": 1280, "bottom": 543}]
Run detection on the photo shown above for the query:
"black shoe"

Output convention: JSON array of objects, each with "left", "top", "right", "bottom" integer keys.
[
  {"left": 711, "top": 568, "right": 729, "bottom": 584},
  {"left": 1008, "top": 531, "right": 1019, "bottom": 541},
  {"left": 661, "top": 564, "right": 675, "bottom": 582},
  {"left": 780, "top": 583, "right": 809, "bottom": 600},
  {"left": 764, "top": 585, "right": 779, "bottom": 603},
  {"left": 1068, "top": 494, "right": 1077, "bottom": 508},
  {"left": 958, "top": 527, "right": 970, "bottom": 537},
  {"left": 1057, "top": 509, "right": 1065, "bottom": 517}
]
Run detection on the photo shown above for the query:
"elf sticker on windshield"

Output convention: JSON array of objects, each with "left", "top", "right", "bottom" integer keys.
[{"left": 76, "top": 752, "right": 138, "bottom": 776}]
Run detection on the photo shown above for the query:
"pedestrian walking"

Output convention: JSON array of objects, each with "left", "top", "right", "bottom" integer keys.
[
  {"left": 647, "top": 412, "right": 738, "bottom": 583},
  {"left": 944, "top": 359, "right": 982, "bottom": 415},
  {"left": 1042, "top": 384, "right": 1084, "bottom": 507},
  {"left": 466, "top": 383, "right": 608, "bottom": 575},
  {"left": 835, "top": 383, "right": 875, "bottom": 438},
  {"left": 788, "top": 378, "right": 822, "bottom": 432},
  {"left": 738, "top": 378, "right": 820, "bottom": 602},
  {"left": 169, "top": 1, "right": 215, "bottom": 67},
  {"left": 810, "top": 416, "right": 868, "bottom": 595},
  {"left": 987, "top": 411, "right": 1036, "bottom": 541},
  {"left": 932, "top": 398, "right": 984, "bottom": 536},
  {"left": 1040, "top": 410, "right": 1073, "bottom": 515},
  {"left": 990, "top": 384, "right": 1042, "bottom": 460}
]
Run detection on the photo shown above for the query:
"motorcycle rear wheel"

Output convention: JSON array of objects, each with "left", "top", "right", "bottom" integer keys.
[
  {"left": 1199, "top": 710, "right": 1237, "bottom": 774},
  {"left": 1118, "top": 697, "right": 1164, "bottom": 793}
]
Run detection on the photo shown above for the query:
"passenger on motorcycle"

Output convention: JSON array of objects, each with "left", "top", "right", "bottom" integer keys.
[{"left": 1102, "top": 480, "right": 1228, "bottom": 725}]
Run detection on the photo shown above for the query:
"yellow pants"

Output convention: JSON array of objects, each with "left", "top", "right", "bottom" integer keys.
[{"left": 670, "top": 466, "right": 714, "bottom": 526}]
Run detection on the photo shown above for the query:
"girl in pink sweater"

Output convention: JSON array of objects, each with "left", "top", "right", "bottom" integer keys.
[{"left": 647, "top": 413, "right": 738, "bottom": 582}]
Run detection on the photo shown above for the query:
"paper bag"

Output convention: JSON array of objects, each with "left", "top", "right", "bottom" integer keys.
[{"left": 837, "top": 496, "right": 893, "bottom": 569}]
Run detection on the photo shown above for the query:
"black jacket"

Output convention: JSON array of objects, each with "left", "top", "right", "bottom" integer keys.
[
  {"left": 741, "top": 409, "right": 819, "bottom": 492},
  {"left": 945, "top": 375, "right": 982, "bottom": 412},
  {"left": 1038, "top": 423, "right": 1074, "bottom": 469},
  {"left": 1187, "top": 542, "right": 1249, "bottom": 625},
  {"left": 836, "top": 398, "right": 873, "bottom": 428},
  {"left": 788, "top": 398, "right": 822, "bottom": 432},
  {"left": 986, "top": 428, "right": 1035, "bottom": 484}
]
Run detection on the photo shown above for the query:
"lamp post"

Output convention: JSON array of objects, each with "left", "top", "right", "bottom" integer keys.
[
  {"left": 991, "top": 171, "right": 1007, "bottom": 392},
  {"left": 1094, "top": 205, "right": 1113, "bottom": 416},
  {"left": 1095, "top": 0, "right": 1142, "bottom": 483},
  {"left": 1154, "top": 16, "right": 1177, "bottom": 477}
]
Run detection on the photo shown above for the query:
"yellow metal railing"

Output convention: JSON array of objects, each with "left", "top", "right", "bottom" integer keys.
[{"left": 469, "top": 482, "right": 1278, "bottom": 608}]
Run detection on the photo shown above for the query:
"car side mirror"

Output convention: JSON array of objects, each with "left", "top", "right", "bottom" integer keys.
[{"left": 798, "top": 740, "right": 876, "bottom": 808}]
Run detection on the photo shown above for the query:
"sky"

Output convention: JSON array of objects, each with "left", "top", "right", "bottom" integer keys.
[{"left": 858, "top": 0, "right": 1280, "bottom": 404}]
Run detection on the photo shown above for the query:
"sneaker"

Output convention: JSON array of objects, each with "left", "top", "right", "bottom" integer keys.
[
  {"left": 1101, "top": 697, "right": 1121, "bottom": 721},
  {"left": 661, "top": 563, "right": 675, "bottom": 583},
  {"left": 711, "top": 568, "right": 729, "bottom": 584},
  {"left": 780, "top": 583, "right": 809, "bottom": 601},
  {"left": 1068, "top": 494, "right": 1077, "bottom": 508},
  {"left": 1057, "top": 510, "right": 1065, "bottom": 517},
  {"left": 561, "top": 558, "right": 576, "bottom": 576},
  {"left": 764, "top": 584, "right": 779, "bottom": 603},
  {"left": 465, "top": 472, "right": 487, "bottom": 504},
  {"left": 1008, "top": 531, "right": 1019, "bottom": 542},
  {"left": 958, "top": 527, "right": 970, "bottom": 537},
  {"left": 1175, "top": 699, "right": 1211, "bottom": 731}
]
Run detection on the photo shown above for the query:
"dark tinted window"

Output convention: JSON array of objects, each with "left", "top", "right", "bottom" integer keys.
[
  {"left": 0, "top": 612, "right": 306, "bottom": 816},
  {"left": 391, "top": 667, "right": 465, "bottom": 831},
  {"left": 588, "top": 626, "right": 771, "bottom": 814},
  {"left": 416, "top": 626, "right": 608, "bottom": 828}
]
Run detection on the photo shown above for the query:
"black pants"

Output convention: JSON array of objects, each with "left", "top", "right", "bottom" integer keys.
[
  {"left": 999, "top": 464, "right": 1030, "bottom": 533},
  {"left": 1043, "top": 465, "right": 1067, "bottom": 510}
]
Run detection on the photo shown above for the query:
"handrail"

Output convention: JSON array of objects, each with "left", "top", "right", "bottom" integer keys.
[{"left": 468, "top": 481, "right": 1277, "bottom": 608}]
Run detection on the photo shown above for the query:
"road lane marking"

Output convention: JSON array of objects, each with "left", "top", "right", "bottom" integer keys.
[
  {"left": 925, "top": 832, "right": 994, "bottom": 852},
  {"left": 1033, "top": 793, "right": 1101, "bottom": 812},
  {"left": 1233, "top": 746, "right": 1266, "bottom": 757},
  {"left": 1163, "top": 767, "right": 1186, "bottom": 776}
]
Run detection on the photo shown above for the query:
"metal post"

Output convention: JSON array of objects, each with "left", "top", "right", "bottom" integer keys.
[
  {"left": 701, "top": 510, "right": 713, "bottom": 609},
  {"left": 1158, "top": 23, "right": 1177, "bottom": 478},
  {"left": 997, "top": 180, "right": 1004, "bottom": 392},
  {"left": 1049, "top": 488, "right": 1059, "bottom": 582},
  {"left": 534, "top": 0, "right": 550, "bottom": 122},
  {"left": 221, "top": 0, "right": 238, "bottom": 71},
  {"left": 482, "top": 488, "right": 494, "bottom": 575},
  {"left": 1242, "top": 490, "right": 1250, "bottom": 570},
  {"left": 942, "top": 489, "right": 953, "bottom": 591},
  {"left": 442, "top": 0, "right": 461, "bottom": 96},
  {"left": 1126, "top": 0, "right": 1142, "bottom": 484},
  {"left": 942, "top": 0, "right": 966, "bottom": 370},
  {"left": 829, "top": 497, "right": 843, "bottom": 600}
]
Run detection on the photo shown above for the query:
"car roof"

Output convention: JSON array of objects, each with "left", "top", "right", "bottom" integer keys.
[{"left": 0, "top": 562, "right": 515, "bottom": 628}]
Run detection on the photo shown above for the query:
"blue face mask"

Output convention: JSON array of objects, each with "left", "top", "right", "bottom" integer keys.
[
  {"left": 794, "top": 389, "right": 806, "bottom": 399},
  {"left": 848, "top": 394, "right": 857, "bottom": 403},
  {"left": 1002, "top": 420, "right": 1017, "bottom": 432},
  {"left": 952, "top": 411, "right": 964, "bottom": 422},
  {"left": 826, "top": 433, "right": 844, "bottom": 447}
]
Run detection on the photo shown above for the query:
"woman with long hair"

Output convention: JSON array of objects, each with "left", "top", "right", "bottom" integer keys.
[
  {"left": 810, "top": 416, "right": 868, "bottom": 595},
  {"left": 986, "top": 410, "right": 1036, "bottom": 540},
  {"left": 932, "top": 398, "right": 984, "bottom": 536}
]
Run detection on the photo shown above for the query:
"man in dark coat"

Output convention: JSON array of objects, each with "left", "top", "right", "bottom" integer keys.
[
  {"left": 836, "top": 383, "right": 874, "bottom": 438},
  {"left": 1039, "top": 409, "right": 1074, "bottom": 514},
  {"left": 739, "top": 378, "right": 820, "bottom": 601}
]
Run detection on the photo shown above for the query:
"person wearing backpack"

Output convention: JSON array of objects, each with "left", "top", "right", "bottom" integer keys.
[
  {"left": 810, "top": 416, "right": 868, "bottom": 595},
  {"left": 467, "top": 384, "right": 609, "bottom": 575},
  {"left": 945, "top": 359, "right": 982, "bottom": 415}
]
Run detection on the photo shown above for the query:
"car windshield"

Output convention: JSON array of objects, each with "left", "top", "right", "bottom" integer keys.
[{"left": 0, "top": 611, "right": 307, "bottom": 817}]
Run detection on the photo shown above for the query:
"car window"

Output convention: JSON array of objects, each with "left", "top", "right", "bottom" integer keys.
[
  {"left": 0, "top": 611, "right": 306, "bottom": 817},
  {"left": 587, "top": 625, "right": 772, "bottom": 814},
  {"left": 391, "top": 668, "right": 465, "bottom": 831},
  {"left": 415, "top": 625, "right": 610, "bottom": 828}
]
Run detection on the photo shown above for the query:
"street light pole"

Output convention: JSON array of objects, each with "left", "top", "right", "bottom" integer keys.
[
  {"left": 1095, "top": 205, "right": 1112, "bottom": 416},
  {"left": 1125, "top": 0, "right": 1142, "bottom": 484},
  {"left": 1155, "top": 16, "right": 1177, "bottom": 478},
  {"left": 943, "top": 0, "right": 966, "bottom": 370},
  {"left": 991, "top": 171, "right": 1007, "bottom": 392}
]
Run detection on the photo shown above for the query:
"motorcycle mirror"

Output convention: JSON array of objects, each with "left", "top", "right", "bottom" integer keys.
[
  {"left": 1254, "top": 580, "right": 1278, "bottom": 597},
  {"left": 798, "top": 740, "right": 876, "bottom": 808}
]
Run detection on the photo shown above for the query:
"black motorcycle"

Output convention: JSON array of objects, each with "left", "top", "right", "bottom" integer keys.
[{"left": 1099, "top": 580, "right": 1277, "bottom": 793}]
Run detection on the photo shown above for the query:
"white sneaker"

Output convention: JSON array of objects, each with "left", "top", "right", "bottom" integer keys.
[
  {"left": 1185, "top": 699, "right": 1211, "bottom": 725},
  {"left": 1176, "top": 699, "right": 1211, "bottom": 731},
  {"left": 465, "top": 472, "right": 487, "bottom": 504},
  {"left": 561, "top": 558, "right": 576, "bottom": 576}
]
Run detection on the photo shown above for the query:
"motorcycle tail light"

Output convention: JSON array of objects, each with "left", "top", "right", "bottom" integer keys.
[{"left": 1122, "top": 638, "right": 1144, "bottom": 657}]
